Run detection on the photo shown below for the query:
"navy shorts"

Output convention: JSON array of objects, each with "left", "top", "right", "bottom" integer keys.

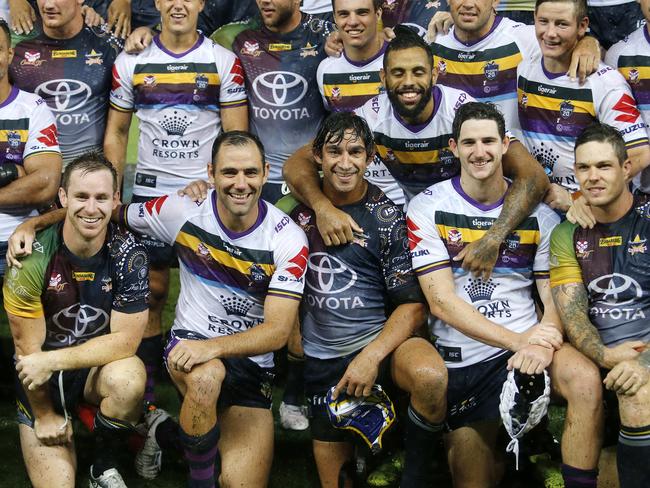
[
  {"left": 15, "top": 366, "right": 90, "bottom": 428},
  {"left": 588, "top": 2, "right": 645, "bottom": 49},
  {"left": 164, "top": 329, "right": 275, "bottom": 409},
  {"left": 131, "top": 195, "right": 177, "bottom": 267},
  {"left": 446, "top": 352, "right": 512, "bottom": 431},
  {"left": 261, "top": 181, "right": 291, "bottom": 205},
  {"left": 0, "top": 240, "right": 7, "bottom": 278}
]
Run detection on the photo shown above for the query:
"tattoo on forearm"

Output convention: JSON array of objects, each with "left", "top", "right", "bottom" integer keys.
[
  {"left": 552, "top": 283, "right": 605, "bottom": 364},
  {"left": 491, "top": 177, "right": 541, "bottom": 239}
]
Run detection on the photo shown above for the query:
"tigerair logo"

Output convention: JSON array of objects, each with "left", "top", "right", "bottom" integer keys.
[{"left": 599, "top": 236, "right": 622, "bottom": 247}]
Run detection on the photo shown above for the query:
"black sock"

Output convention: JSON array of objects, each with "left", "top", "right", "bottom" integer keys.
[
  {"left": 400, "top": 404, "right": 444, "bottom": 488},
  {"left": 561, "top": 463, "right": 598, "bottom": 488},
  {"left": 180, "top": 423, "right": 221, "bottom": 488},
  {"left": 92, "top": 411, "right": 133, "bottom": 477},
  {"left": 137, "top": 334, "right": 163, "bottom": 404},
  {"left": 617, "top": 424, "right": 650, "bottom": 488},
  {"left": 155, "top": 417, "right": 183, "bottom": 452},
  {"left": 282, "top": 352, "right": 305, "bottom": 406}
]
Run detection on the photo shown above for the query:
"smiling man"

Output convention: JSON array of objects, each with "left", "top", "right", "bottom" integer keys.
[{"left": 3, "top": 153, "right": 149, "bottom": 488}]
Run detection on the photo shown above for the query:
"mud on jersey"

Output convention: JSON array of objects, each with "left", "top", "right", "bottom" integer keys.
[
  {"left": 408, "top": 177, "right": 560, "bottom": 367},
  {"left": 110, "top": 34, "right": 247, "bottom": 197},
  {"left": 280, "top": 185, "right": 423, "bottom": 360},
  {"left": 3, "top": 223, "right": 149, "bottom": 350},
  {"left": 121, "top": 191, "right": 308, "bottom": 368},
  {"left": 233, "top": 14, "right": 333, "bottom": 184},
  {"left": 11, "top": 24, "right": 122, "bottom": 166},
  {"left": 550, "top": 199, "right": 650, "bottom": 347},
  {"left": 517, "top": 58, "right": 649, "bottom": 191}
]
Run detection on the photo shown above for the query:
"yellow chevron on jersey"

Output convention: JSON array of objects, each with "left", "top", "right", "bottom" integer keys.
[
  {"left": 376, "top": 146, "right": 444, "bottom": 165},
  {"left": 434, "top": 52, "right": 522, "bottom": 76},
  {"left": 517, "top": 88, "right": 596, "bottom": 117},
  {"left": 434, "top": 224, "right": 540, "bottom": 245},
  {"left": 322, "top": 81, "right": 382, "bottom": 98},
  {"left": 133, "top": 72, "right": 221, "bottom": 86},
  {"left": 618, "top": 65, "right": 650, "bottom": 80}
]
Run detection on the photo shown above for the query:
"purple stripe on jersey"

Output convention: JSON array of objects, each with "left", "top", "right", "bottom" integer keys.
[
  {"left": 0, "top": 86, "right": 19, "bottom": 109},
  {"left": 212, "top": 192, "right": 268, "bottom": 240},
  {"left": 540, "top": 59, "right": 565, "bottom": 80},
  {"left": 0, "top": 142, "right": 25, "bottom": 165},
  {"left": 396, "top": 86, "right": 441, "bottom": 132},
  {"left": 451, "top": 176, "right": 505, "bottom": 211},
  {"left": 153, "top": 34, "right": 204, "bottom": 58},
  {"left": 645, "top": 24, "right": 650, "bottom": 45},
  {"left": 329, "top": 94, "right": 380, "bottom": 112},
  {"left": 441, "top": 70, "right": 517, "bottom": 99},
  {"left": 453, "top": 16, "right": 503, "bottom": 47},
  {"left": 134, "top": 85, "right": 219, "bottom": 106},
  {"left": 343, "top": 42, "right": 388, "bottom": 68},
  {"left": 520, "top": 106, "right": 596, "bottom": 137},
  {"left": 629, "top": 80, "right": 650, "bottom": 105}
]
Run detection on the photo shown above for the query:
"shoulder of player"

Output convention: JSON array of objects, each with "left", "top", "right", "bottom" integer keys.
[
  {"left": 265, "top": 202, "right": 307, "bottom": 238},
  {"left": 357, "top": 92, "right": 390, "bottom": 123},
  {"left": 108, "top": 224, "right": 147, "bottom": 259},
  {"left": 11, "top": 88, "right": 48, "bottom": 112},
  {"left": 365, "top": 184, "right": 406, "bottom": 224},
  {"left": 409, "top": 180, "right": 454, "bottom": 212},
  {"left": 588, "top": 62, "right": 628, "bottom": 87},
  {"left": 437, "top": 84, "right": 473, "bottom": 113},
  {"left": 550, "top": 218, "right": 579, "bottom": 241},
  {"left": 608, "top": 25, "right": 646, "bottom": 56},
  {"left": 13, "top": 224, "right": 60, "bottom": 272},
  {"left": 205, "top": 35, "right": 238, "bottom": 60},
  {"left": 530, "top": 201, "right": 561, "bottom": 228}
]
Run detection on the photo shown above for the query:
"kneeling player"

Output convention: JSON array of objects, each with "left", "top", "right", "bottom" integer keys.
[
  {"left": 408, "top": 103, "right": 604, "bottom": 488},
  {"left": 4, "top": 154, "right": 149, "bottom": 488},
  {"left": 279, "top": 112, "right": 448, "bottom": 488}
]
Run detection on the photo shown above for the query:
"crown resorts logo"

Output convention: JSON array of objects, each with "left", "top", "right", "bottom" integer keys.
[
  {"left": 219, "top": 295, "right": 254, "bottom": 317},
  {"left": 464, "top": 277, "right": 498, "bottom": 302},
  {"left": 159, "top": 110, "right": 191, "bottom": 136}
]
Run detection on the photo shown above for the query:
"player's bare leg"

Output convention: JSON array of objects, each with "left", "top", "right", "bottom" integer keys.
[
  {"left": 616, "top": 381, "right": 650, "bottom": 487},
  {"left": 445, "top": 421, "right": 501, "bottom": 488},
  {"left": 312, "top": 440, "right": 354, "bottom": 488},
  {"left": 19, "top": 423, "right": 76, "bottom": 488}
]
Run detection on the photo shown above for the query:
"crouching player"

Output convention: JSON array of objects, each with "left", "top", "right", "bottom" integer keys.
[
  {"left": 408, "top": 103, "right": 604, "bottom": 488},
  {"left": 4, "top": 154, "right": 149, "bottom": 488},
  {"left": 278, "top": 112, "right": 448, "bottom": 488}
]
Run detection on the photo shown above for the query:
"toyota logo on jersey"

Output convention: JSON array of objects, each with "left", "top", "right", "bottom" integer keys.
[
  {"left": 252, "top": 71, "right": 308, "bottom": 107},
  {"left": 35, "top": 79, "right": 92, "bottom": 112}
]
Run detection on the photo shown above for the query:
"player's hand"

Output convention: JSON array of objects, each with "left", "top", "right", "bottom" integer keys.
[
  {"left": 16, "top": 352, "right": 54, "bottom": 390},
  {"left": 6, "top": 221, "right": 37, "bottom": 269},
  {"left": 325, "top": 30, "right": 343, "bottom": 58},
  {"left": 332, "top": 350, "right": 380, "bottom": 400},
  {"left": 107, "top": 0, "right": 132, "bottom": 39},
  {"left": 34, "top": 413, "right": 73, "bottom": 446},
  {"left": 8, "top": 0, "right": 36, "bottom": 35},
  {"left": 81, "top": 5, "right": 105, "bottom": 27},
  {"left": 568, "top": 35, "right": 600, "bottom": 84},
  {"left": 604, "top": 359, "right": 650, "bottom": 395},
  {"left": 566, "top": 194, "right": 596, "bottom": 229},
  {"left": 125, "top": 26, "right": 154, "bottom": 53},
  {"left": 313, "top": 201, "right": 363, "bottom": 246},
  {"left": 518, "top": 324, "right": 563, "bottom": 351},
  {"left": 168, "top": 340, "right": 216, "bottom": 372},
  {"left": 452, "top": 233, "right": 500, "bottom": 281},
  {"left": 177, "top": 179, "right": 212, "bottom": 203},
  {"left": 602, "top": 341, "right": 646, "bottom": 369},
  {"left": 382, "top": 27, "right": 395, "bottom": 41},
  {"left": 544, "top": 183, "right": 573, "bottom": 212},
  {"left": 426, "top": 11, "right": 453, "bottom": 43},
  {"left": 508, "top": 345, "right": 553, "bottom": 375}
]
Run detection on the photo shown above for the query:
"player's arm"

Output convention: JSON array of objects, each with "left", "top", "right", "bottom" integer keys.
[
  {"left": 103, "top": 108, "right": 133, "bottom": 189},
  {"left": 0, "top": 152, "right": 61, "bottom": 210},
  {"left": 456, "top": 141, "right": 549, "bottom": 280},
  {"left": 167, "top": 295, "right": 300, "bottom": 372},
  {"left": 626, "top": 145, "right": 650, "bottom": 178},
  {"left": 221, "top": 105, "right": 248, "bottom": 132}
]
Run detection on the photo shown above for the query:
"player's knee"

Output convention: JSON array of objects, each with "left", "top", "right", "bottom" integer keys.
[
  {"left": 408, "top": 363, "right": 448, "bottom": 403},
  {"left": 559, "top": 361, "right": 602, "bottom": 409},
  {"left": 102, "top": 357, "right": 146, "bottom": 404},
  {"left": 184, "top": 360, "right": 226, "bottom": 401}
]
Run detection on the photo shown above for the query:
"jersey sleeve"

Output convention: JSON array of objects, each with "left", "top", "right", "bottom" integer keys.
[
  {"left": 268, "top": 220, "right": 309, "bottom": 301},
  {"left": 110, "top": 230, "right": 150, "bottom": 313},
  {"left": 109, "top": 51, "right": 136, "bottom": 112},
  {"left": 406, "top": 191, "right": 451, "bottom": 276},
  {"left": 549, "top": 220, "right": 583, "bottom": 288},
  {"left": 532, "top": 206, "right": 561, "bottom": 279},
  {"left": 24, "top": 97, "right": 60, "bottom": 161},
  {"left": 316, "top": 59, "right": 330, "bottom": 110},
  {"left": 511, "top": 23, "right": 539, "bottom": 60},
  {"left": 604, "top": 41, "right": 623, "bottom": 70},
  {"left": 214, "top": 44, "right": 247, "bottom": 109},
  {"left": 120, "top": 192, "right": 195, "bottom": 245}
]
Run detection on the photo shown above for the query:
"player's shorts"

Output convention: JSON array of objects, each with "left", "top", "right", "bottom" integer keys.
[
  {"left": 131, "top": 195, "right": 177, "bottom": 267},
  {"left": 261, "top": 181, "right": 291, "bottom": 205},
  {"left": 14, "top": 366, "right": 91, "bottom": 428},
  {"left": 304, "top": 352, "right": 390, "bottom": 442},
  {"left": 446, "top": 352, "right": 512, "bottom": 431},
  {"left": 0, "top": 241, "right": 7, "bottom": 278},
  {"left": 588, "top": 2, "right": 645, "bottom": 49},
  {"left": 164, "top": 329, "right": 275, "bottom": 409}
]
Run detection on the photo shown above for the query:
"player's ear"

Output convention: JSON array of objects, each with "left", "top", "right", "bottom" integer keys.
[
  {"left": 379, "top": 68, "right": 386, "bottom": 89},
  {"left": 449, "top": 138, "right": 459, "bottom": 158},
  {"left": 58, "top": 187, "right": 68, "bottom": 208}
]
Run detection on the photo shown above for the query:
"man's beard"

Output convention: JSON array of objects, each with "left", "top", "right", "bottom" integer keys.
[
  {"left": 387, "top": 83, "right": 433, "bottom": 120},
  {"left": 264, "top": 6, "right": 296, "bottom": 30}
]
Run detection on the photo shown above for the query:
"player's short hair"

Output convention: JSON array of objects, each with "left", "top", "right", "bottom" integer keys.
[
  {"left": 384, "top": 25, "right": 433, "bottom": 71},
  {"left": 331, "top": 0, "right": 383, "bottom": 12},
  {"left": 61, "top": 152, "right": 118, "bottom": 192},
  {"left": 312, "top": 112, "right": 374, "bottom": 159},
  {"left": 575, "top": 123, "right": 628, "bottom": 165},
  {"left": 535, "top": 0, "right": 588, "bottom": 22},
  {"left": 211, "top": 130, "right": 266, "bottom": 171},
  {"left": 452, "top": 102, "right": 507, "bottom": 142},
  {"left": 0, "top": 19, "right": 11, "bottom": 46}
]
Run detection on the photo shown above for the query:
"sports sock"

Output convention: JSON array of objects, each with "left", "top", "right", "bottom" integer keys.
[
  {"left": 617, "top": 424, "right": 650, "bottom": 488},
  {"left": 156, "top": 416, "right": 183, "bottom": 452},
  {"left": 137, "top": 334, "right": 163, "bottom": 404},
  {"left": 92, "top": 411, "right": 133, "bottom": 477},
  {"left": 180, "top": 422, "right": 221, "bottom": 488},
  {"left": 400, "top": 404, "right": 444, "bottom": 488},
  {"left": 561, "top": 463, "right": 598, "bottom": 487},
  {"left": 282, "top": 352, "right": 305, "bottom": 406}
]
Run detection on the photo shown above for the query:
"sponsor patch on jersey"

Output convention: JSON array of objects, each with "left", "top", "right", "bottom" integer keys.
[
  {"left": 426, "top": 0, "right": 441, "bottom": 8},
  {"left": 143, "top": 194, "right": 168, "bottom": 215},
  {"left": 286, "top": 246, "right": 309, "bottom": 280},
  {"left": 406, "top": 218, "right": 422, "bottom": 251},
  {"left": 143, "top": 75, "right": 156, "bottom": 87},
  {"left": 599, "top": 236, "right": 622, "bottom": 247},
  {"left": 628, "top": 68, "right": 640, "bottom": 84},
  {"left": 48, "top": 273, "right": 68, "bottom": 292},
  {"left": 37, "top": 124, "right": 59, "bottom": 147},
  {"left": 195, "top": 73, "right": 209, "bottom": 90},
  {"left": 85, "top": 49, "right": 103, "bottom": 65},
  {"left": 22, "top": 51, "right": 45, "bottom": 66},
  {"left": 52, "top": 49, "right": 77, "bottom": 58},
  {"left": 72, "top": 271, "right": 95, "bottom": 281},
  {"left": 612, "top": 94, "right": 640, "bottom": 123},
  {"left": 575, "top": 240, "right": 593, "bottom": 259},
  {"left": 230, "top": 58, "right": 245, "bottom": 86},
  {"left": 7, "top": 131, "right": 22, "bottom": 148},
  {"left": 627, "top": 234, "right": 647, "bottom": 255},
  {"left": 241, "top": 40, "right": 262, "bottom": 56},
  {"left": 560, "top": 100, "right": 574, "bottom": 119},
  {"left": 300, "top": 43, "right": 318, "bottom": 57},
  {"left": 483, "top": 61, "right": 499, "bottom": 80},
  {"left": 352, "top": 231, "right": 370, "bottom": 248},
  {"left": 269, "top": 43, "right": 292, "bottom": 51},
  {"left": 437, "top": 59, "right": 447, "bottom": 75}
]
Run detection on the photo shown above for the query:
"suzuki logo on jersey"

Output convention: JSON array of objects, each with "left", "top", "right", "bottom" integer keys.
[
  {"left": 51, "top": 304, "right": 109, "bottom": 345},
  {"left": 230, "top": 58, "right": 245, "bottom": 86},
  {"left": 37, "top": 124, "right": 59, "bottom": 147},
  {"left": 36, "top": 79, "right": 92, "bottom": 126},
  {"left": 612, "top": 94, "right": 640, "bottom": 123},
  {"left": 286, "top": 246, "right": 309, "bottom": 280},
  {"left": 406, "top": 217, "right": 422, "bottom": 251},
  {"left": 252, "top": 71, "right": 310, "bottom": 120},
  {"left": 144, "top": 195, "right": 168, "bottom": 216}
]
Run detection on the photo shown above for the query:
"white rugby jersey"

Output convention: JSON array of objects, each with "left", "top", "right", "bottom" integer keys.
[
  {"left": 301, "top": 0, "right": 332, "bottom": 14},
  {"left": 517, "top": 57, "right": 649, "bottom": 191},
  {"left": 110, "top": 34, "right": 247, "bottom": 197},
  {"left": 0, "top": 87, "right": 60, "bottom": 241},
  {"left": 122, "top": 191, "right": 308, "bottom": 368},
  {"left": 317, "top": 45, "right": 405, "bottom": 206},
  {"left": 407, "top": 177, "right": 559, "bottom": 368},
  {"left": 433, "top": 17, "right": 538, "bottom": 140},
  {"left": 355, "top": 85, "right": 474, "bottom": 202}
]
